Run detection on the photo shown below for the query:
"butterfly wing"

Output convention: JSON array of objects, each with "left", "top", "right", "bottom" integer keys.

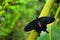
[
  {"left": 38, "top": 17, "right": 55, "bottom": 25},
  {"left": 24, "top": 17, "right": 55, "bottom": 32},
  {"left": 24, "top": 20, "right": 36, "bottom": 32}
]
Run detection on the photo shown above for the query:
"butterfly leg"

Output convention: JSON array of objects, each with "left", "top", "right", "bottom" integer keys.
[
  {"left": 43, "top": 29, "right": 49, "bottom": 34},
  {"left": 45, "top": 30, "right": 49, "bottom": 33},
  {"left": 38, "top": 31, "right": 41, "bottom": 37}
]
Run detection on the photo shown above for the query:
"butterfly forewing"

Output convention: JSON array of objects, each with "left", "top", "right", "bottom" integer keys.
[{"left": 38, "top": 17, "right": 55, "bottom": 24}]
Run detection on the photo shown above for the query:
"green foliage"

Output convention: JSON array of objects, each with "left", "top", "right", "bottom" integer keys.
[
  {"left": 0, "top": 0, "right": 60, "bottom": 40},
  {"left": 0, "top": 0, "right": 42, "bottom": 39}
]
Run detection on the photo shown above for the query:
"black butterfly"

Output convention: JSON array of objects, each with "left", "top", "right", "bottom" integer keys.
[{"left": 24, "top": 16, "right": 55, "bottom": 37}]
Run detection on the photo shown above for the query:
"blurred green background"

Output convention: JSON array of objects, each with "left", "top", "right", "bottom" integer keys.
[{"left": 0, "top": 0, "right": 60, "bottom": 40}]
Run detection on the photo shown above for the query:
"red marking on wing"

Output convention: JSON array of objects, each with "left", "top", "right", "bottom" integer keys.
[{"left": 37, "top": 22, "right": 42, "bottom": 28}]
